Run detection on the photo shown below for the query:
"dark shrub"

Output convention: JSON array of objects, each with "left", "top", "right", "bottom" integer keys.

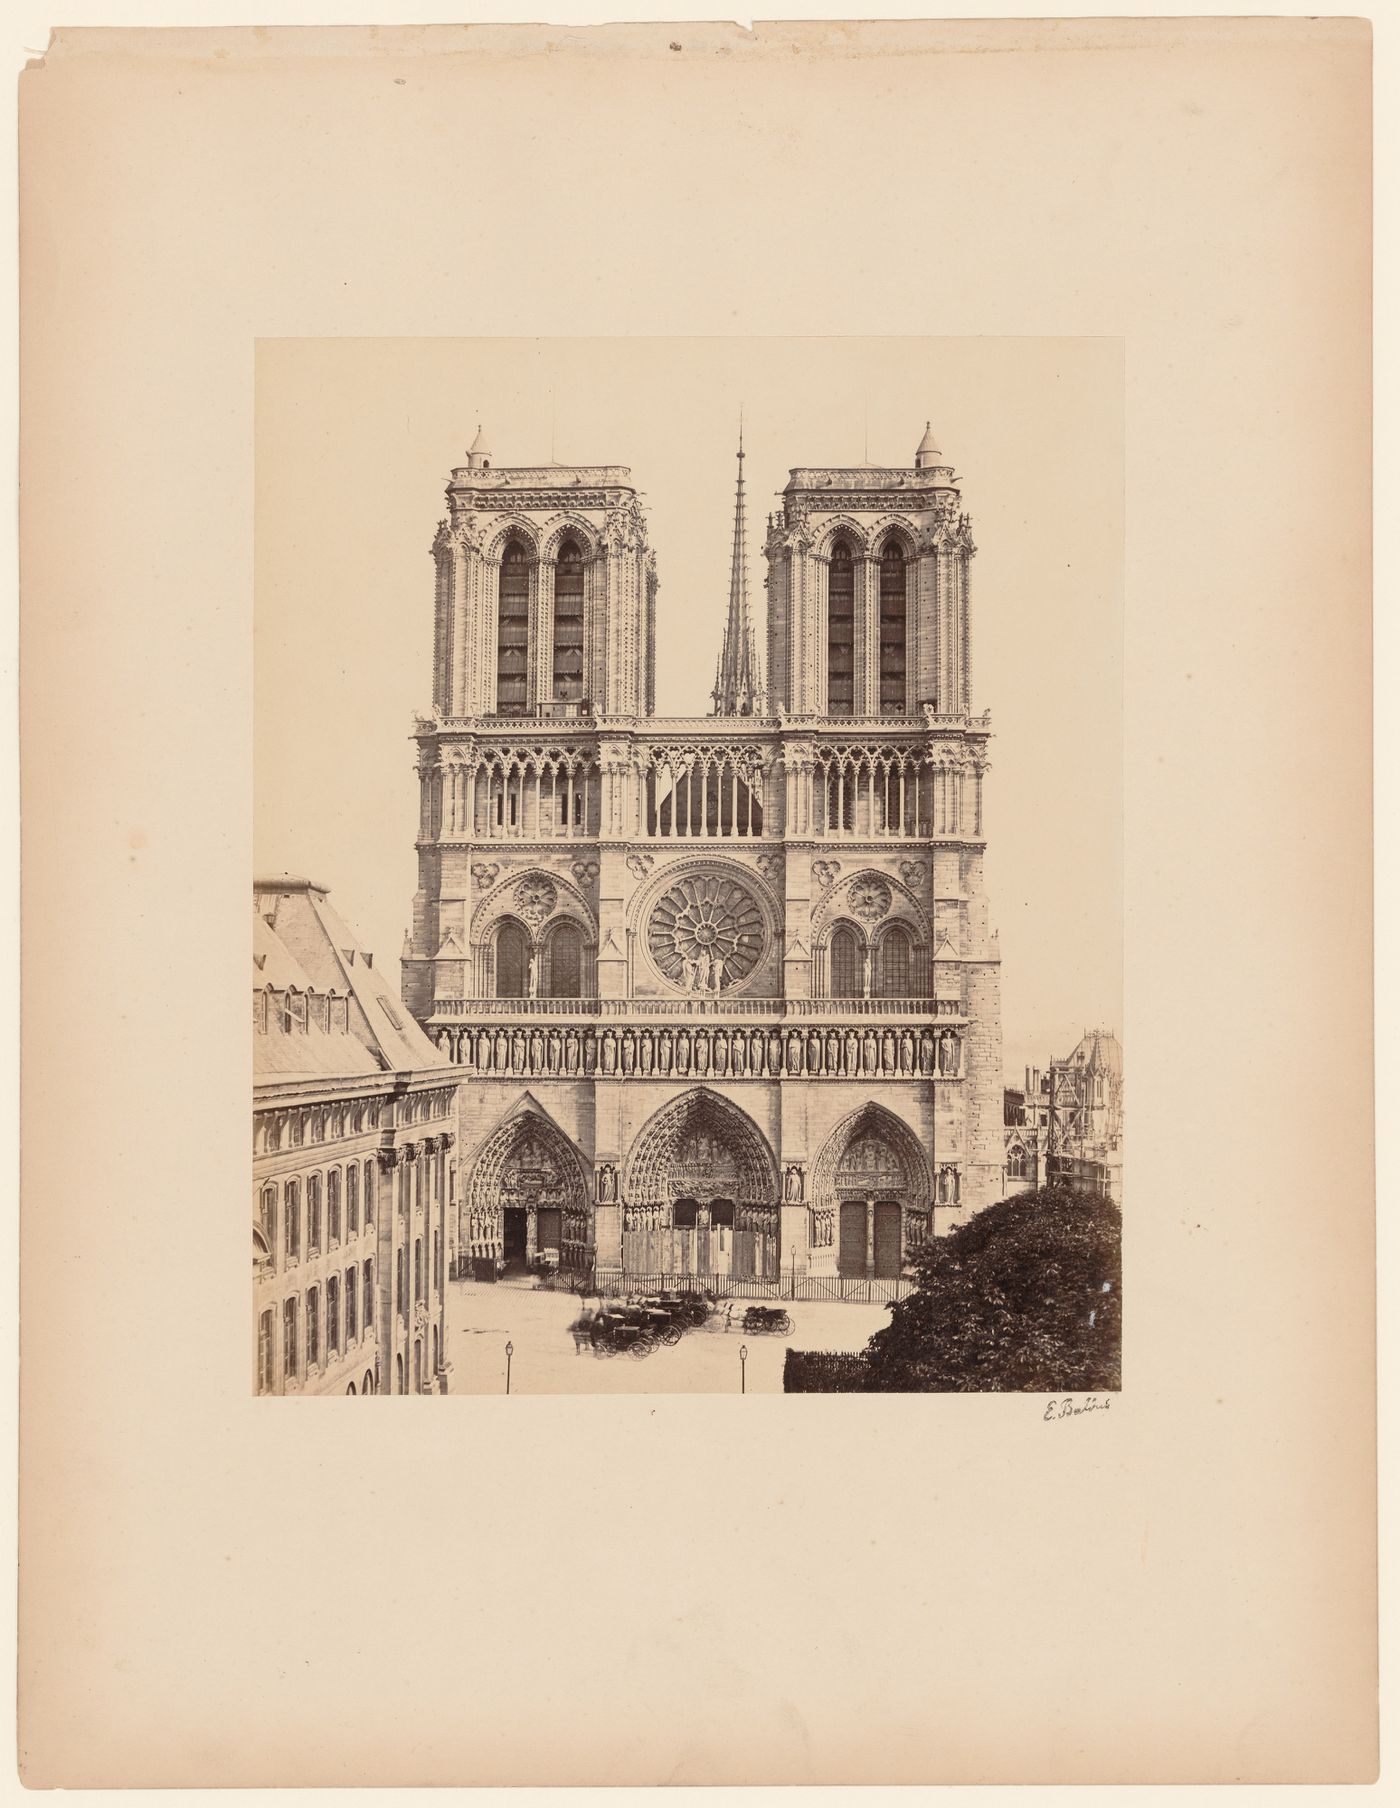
[
  {"left": 863, "top": 1184, "right": 1121, "bottom": 1393},
  {"left": 782, "top": 1350, "right": 873, "bottom": 1393}
]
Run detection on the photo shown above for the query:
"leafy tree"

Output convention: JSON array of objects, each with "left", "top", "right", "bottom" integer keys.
[{"left": 864, "top": 1185, "right": 1121, "bottom": 1392}]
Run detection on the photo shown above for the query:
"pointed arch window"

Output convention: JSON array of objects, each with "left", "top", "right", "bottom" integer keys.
[
  {"left": 496, "top": 540, "right": 531, "bottom": 717},
  {"left": 827, "top": 539, "right": 855, "bottom": 716},
  {"left": 552, "top": 538, "right": 586, "bottom": 704},
  {"left": 830, "top": 924, "right": 862, "bottom": 998},
  {"left": 879, "top": 542, "right": 907, "bottom": 713},
  {"left": 876, "top": 923, "right": 913, "bottom": 998},
  {"left": 542, "top": 919, "right": 584, "bottom": 998},
  {"left": 494, "top": 919, "right": 529, "bottom": 999}
]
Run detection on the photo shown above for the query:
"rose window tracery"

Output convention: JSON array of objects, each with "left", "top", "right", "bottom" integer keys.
[
  {"left": 647, "top": 873, "right": 765, "bottom": 993},
  {"left": 850, "top": 876, "right": 893, "bottom": 922}
]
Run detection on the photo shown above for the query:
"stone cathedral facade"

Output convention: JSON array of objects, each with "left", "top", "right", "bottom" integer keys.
[{"left": 401, "top": 423, "right": 1004, "bottom": 1287}]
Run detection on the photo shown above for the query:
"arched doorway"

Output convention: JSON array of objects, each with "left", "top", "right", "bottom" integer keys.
[
  {"left": 622, "top": 1089, "right": 778, "bottom": 1278},
  {"left": 363, "top": 1369, "right": 375, "bottom": 1396},
  {"left": 465, "top": 1106, "right": 591, "bottom": 1275},
  {"left": 812, "top": 1105, "right": 930, "bottom": 1281}
]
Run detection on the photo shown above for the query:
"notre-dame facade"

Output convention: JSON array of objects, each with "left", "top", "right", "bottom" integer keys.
[{"left": 401, "top": 422, "right": 1005, "bottom": 1287}]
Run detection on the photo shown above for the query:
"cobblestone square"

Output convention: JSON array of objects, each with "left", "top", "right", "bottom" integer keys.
[{"left": 444, "top": 1280, "right": 889, "bottom": 1395}]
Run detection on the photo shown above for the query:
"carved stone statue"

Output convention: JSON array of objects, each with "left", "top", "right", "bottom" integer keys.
[
  {"left": 600, "top": 1029, "right": 617, "bottom": 1074},
  {"left": 597, "top": 1164, "right": 617, "bottom": 1204},
  {"left": 784, "top": 1166, "right": 803, "bottom": 1204}
]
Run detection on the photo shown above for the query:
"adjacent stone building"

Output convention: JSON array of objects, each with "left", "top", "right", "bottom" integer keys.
[
  {"left": 401, "top": 422, "right": 1005, "bottom": 1288},
  {"left": 1004, "top": 1029, "right": 1124, "bottom": 1203},
  {"left": 253, "top": 878, "right": 458, "bottom": 1394}
]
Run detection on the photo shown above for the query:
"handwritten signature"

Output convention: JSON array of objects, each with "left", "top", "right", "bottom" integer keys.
[{"left": 1043, "top": 1396, "right": 1111, "bottom": 1422}]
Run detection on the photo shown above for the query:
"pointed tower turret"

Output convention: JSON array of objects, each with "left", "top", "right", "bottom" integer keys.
[
  {"left": 914, "top": 420, "right": 941, "bottom": 470},
  {"left": 465, "top": 424, "right": 490, "bottom": 471},
  {"left": 711, "top": 417, "right": 766, "bottom": 717}
]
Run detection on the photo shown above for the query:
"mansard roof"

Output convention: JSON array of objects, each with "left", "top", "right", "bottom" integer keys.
[{"left": 254, "top": 877, "right": 447, "bottom": 1078}]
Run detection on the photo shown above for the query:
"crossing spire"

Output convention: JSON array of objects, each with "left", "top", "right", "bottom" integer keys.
[{"left": 712, "top": 412, "right": 765, "bottom": 718}]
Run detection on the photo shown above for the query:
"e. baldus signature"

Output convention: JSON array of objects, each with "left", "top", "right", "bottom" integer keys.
[{"left": 1043, "top": 1396, "right": 1112, "bottom": 1422}]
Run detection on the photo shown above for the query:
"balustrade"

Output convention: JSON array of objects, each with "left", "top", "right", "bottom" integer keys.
[{"left": 430, "top": 995, "right": 961, "bottom": 1020}]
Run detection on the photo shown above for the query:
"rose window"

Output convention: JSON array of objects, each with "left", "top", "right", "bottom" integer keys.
[{"left": 647, "top": 873, "right": 765, "bottom": 993}]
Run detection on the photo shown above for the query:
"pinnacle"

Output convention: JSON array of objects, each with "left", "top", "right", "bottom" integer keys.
[{"left": 712, "top": 425, "right": 766, "bottom": 718}]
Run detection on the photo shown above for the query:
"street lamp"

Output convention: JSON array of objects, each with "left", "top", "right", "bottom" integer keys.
[
  {"left": 504, "top": 1340, "right": 513, "bottom": 1395},
  {"left": 789, "top": 1242, "right": 797, "bottom": 1301},
  {"left": 739, "top": 1343, "right": 748, "bottom": 1395}
]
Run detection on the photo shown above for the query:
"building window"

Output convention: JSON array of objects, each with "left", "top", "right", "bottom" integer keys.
[
  {"left": 434, "top": 1230, "right": 443, "bottom": 1294},
  {"left": 1008, "top": 1146, "right": 1028, "bottom": 1181},
  {"left": 877, "top": 924, "right": 913, "bottom": 998},
  {"left": 254, "top": 991, "right": 268, "bottom": 1033},
  {"left": 396, "top": 1249, "right": 406, "bottom": 1321},
  {"left": 830, "top": 924, "right": 863, "bottom": 998},
  {"left": 346, "top": 1164, "right": 359, "bottom": 1236},
  {"left": 307, "top": 1174, "right": 322, "bottom": 1255},
  {"left": 542, "top": 919, "right": 584, "bottom": 998},
  {"left": 827, "top": 539, "right": 855, "bottom": 716},
  {"left": 346, "top": 1268, "right": 358, "bottom": 1341},
  {"left": 552, "top": 537, "right": 586, "bottom": 703},
  {"left": 259, "top": 1185, "right": 277, "bottom": 1253},
  {"left": 879, "top": 543, "right": 907, "bottom": 713},
  {"left": 327, "top": 1275, "right": 340, "bottom": 1355},
  {"left": 257, "top": 1309, "right": 274, "bottom": 1394},
  {"left": 364, "top": 1159, "right": 375, "bottom": 1226},
  {"left": 284, "top": 1181, "right": 300, "bottom": 1262},
  {"left": 306, "top": 1287, "right": 320, "bottom": 1368},
  {"left": 495, "top": 919, "right": 529, "bottom": 998},
  {"left": 414, "top": 1238, "right": 423, "bottom": 1302},
  {"left": 283, "top": 1297, "right": 298, "bottom": 1379},
  {"left": 327, "top": 1169, "right": 341, "bottom": 1247},
  {"left": 496, "top": 539, "right": 531, "bottom": 717}
]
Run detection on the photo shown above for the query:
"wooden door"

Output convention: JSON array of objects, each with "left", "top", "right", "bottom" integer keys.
[
  {"left": 839, "top": 1200, "right": 868, "bottom": 1277},
  {"left": 873, "top": 1201, "right": 902, "bottom": 1278}
]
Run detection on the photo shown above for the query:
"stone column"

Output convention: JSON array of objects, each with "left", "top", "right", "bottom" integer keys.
[
  {"left": 855, "top": 554, "right": 877, "bottom": 717},
  {"left": 535, "top": 557, "right": 556, "bottom": 712}
]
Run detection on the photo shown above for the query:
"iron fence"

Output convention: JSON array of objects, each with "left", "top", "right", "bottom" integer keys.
[{"left": 592, "top": 1271, "right": 914, "bottom": 1305}]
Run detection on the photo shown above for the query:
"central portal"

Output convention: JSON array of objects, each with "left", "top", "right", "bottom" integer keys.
[{"left": 621, "top": 1088, "right": 779, "bottom": 1279}]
